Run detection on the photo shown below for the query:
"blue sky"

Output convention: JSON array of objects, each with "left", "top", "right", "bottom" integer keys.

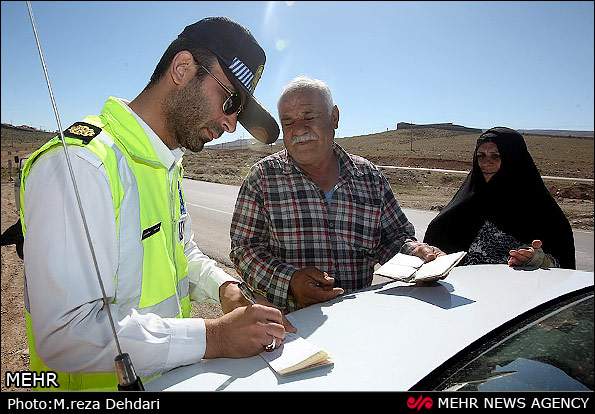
[{"left": 2, "top": 1, "right": 593, "bottom": 144}]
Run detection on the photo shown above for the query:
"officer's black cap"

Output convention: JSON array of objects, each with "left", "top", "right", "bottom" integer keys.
[{"left": 179, "top": 17, "right": 279, "bottom": 144}]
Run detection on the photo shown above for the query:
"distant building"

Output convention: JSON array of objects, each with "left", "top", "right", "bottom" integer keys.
[{"left": 397, "top": 122, "right": 482, "bottom": 134}]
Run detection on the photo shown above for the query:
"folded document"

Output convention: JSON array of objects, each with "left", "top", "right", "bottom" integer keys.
[{"left": 374, "top": 251, "right": 466, "bottom": 282}]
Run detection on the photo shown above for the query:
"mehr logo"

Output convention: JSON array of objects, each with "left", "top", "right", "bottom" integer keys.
[{"left": 407, "top": 395, "right": 433, "bottom": 410}]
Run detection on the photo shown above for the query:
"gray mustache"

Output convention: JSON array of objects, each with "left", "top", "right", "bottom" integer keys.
[{"left": 291, "top": 133, "right": 318, "bottom": 145}]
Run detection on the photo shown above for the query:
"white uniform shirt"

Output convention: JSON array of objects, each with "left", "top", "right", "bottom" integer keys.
[{"left": 23, "top": 100, "right": 236, "bottom": 379}]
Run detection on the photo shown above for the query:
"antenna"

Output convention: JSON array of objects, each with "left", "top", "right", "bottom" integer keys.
[{"left": 26, "top": 1, "right": 143, "bottom": 391}]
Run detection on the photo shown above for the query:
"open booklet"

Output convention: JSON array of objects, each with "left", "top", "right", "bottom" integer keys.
[
  {"left": 374, "top": 251, "right": 466, "bottom": 282},
  {"left": 259, "top": 332, "right": 333, "bottom": 376}
]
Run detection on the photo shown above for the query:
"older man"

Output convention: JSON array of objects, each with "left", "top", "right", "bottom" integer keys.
[{"left": 230, "top": 75, "right": 444, "bottom": 313}]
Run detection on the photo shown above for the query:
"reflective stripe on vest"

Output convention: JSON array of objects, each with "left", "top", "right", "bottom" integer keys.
[{"left": 21, "top": 109, "right": 190, "bottom": 391}]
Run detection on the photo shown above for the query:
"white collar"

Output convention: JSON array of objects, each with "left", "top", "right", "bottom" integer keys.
[{"left": 116, "top": 98, "right": 185, "bottom": 169}]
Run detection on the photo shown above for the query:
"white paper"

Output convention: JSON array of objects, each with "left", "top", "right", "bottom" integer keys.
[
  {"left": 414, "top": 251, "right": 466, "bottom": 280},
  {"left": 374, "top": 252, "right": 466, "bottom": 281},
  {"left": 259, "top": 332, "right": 329, "bottom": 375}
]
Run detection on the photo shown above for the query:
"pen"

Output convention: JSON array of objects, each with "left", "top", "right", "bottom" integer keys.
[
  {"left": 237, "top": 282, "right": 276, "bottom": 352},
  {"left": 238, "top": 282, "right": 257, "bottom": 305}
]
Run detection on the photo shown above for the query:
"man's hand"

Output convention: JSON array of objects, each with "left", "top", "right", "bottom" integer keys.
[
  {"left": 219, "top": 281, "right": 296, "bottom": 333},
  {"left": 289, "top": 267, "right": 344, "bottom": 308},
  {"left": 412, "top": 244, "right": 445, "bottom": 263},
  {"left": 204, "top": 304, "right": 287, "bottom": 359},
  {"left": 412, "top": 244, "right": 447, "bottom": 282}
]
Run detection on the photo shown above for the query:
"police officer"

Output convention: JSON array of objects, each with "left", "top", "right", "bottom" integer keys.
[{"left": 21, "top": 17, "right": 295, "bottom": 391}]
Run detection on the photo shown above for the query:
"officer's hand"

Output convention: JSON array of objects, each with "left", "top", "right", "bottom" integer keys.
[
  {"left": 203, "top": 304, "right": 286, "bottom": 359},
  {"left": 218, "top": 281, "right": 296, "bottom": 333}
]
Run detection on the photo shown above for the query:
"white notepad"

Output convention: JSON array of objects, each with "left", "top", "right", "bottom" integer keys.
[{"left": 259, "top": 332, "right": 332, "bottom": 376}]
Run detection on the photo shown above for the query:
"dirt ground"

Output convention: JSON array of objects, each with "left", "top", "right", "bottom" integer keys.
[
  {"left": 1, "top": 147, "right": 593, "bottom": 391},
  {"left": 1, "top": 181, "right": 29, "bottom": 391}
]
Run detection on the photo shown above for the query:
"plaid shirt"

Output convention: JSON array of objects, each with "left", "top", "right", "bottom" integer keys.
[{"left": 230, "top": 144, "right": 423, "bottom": 312}]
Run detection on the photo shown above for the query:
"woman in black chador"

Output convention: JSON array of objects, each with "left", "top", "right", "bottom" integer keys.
[{"left": 424, "top": 127, "right": 575, "bottom": 269}]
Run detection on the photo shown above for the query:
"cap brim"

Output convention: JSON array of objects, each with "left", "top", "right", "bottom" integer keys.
[
  {"left": 238, "top": 94, "right": 279, "bottom": 144},
  {"left": 221, "top": 65, "right": 279, "bottom": 144}
]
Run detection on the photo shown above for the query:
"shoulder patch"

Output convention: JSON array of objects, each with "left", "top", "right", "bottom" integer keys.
[{"left": 63, "top": 122, "right": 102, "bottom": 144}]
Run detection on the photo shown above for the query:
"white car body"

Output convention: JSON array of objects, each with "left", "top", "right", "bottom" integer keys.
[{"left": 146, "top": 264, "right": 594, "bottom": 391}]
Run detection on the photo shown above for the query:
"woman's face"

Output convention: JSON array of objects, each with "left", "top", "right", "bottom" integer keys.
[{"left": 476, "top": 141, "right": 501, "bottom": 182}]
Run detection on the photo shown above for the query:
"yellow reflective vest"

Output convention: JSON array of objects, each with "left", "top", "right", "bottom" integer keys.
[{"left": 20, "top": 97, "right": 191, "bottom": 390}]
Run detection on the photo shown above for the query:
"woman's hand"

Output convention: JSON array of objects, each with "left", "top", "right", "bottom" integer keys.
[{"left": 508, "top": 240, "right": 542, "bottom": 266}]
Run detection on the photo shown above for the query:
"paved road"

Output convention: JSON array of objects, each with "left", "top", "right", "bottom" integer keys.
[
  {"left": 184, "top": 179, "right": 594, "bottom": 272},
  {"left": 377, "top": 165, "right": 594, "bottom": 183}
]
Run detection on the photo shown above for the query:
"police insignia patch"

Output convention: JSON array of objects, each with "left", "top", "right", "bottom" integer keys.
[{"left": 63, "top": 122, "right": 101, "bottom": 144}]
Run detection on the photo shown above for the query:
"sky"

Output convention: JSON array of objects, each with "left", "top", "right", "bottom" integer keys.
[{"left": 1, "top": 1, "right": 594, "bottom": 145}]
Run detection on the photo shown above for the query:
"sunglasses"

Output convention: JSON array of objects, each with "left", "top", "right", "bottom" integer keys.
[{"left": 196, "top": 63, "right": 243, "bottom": 116}]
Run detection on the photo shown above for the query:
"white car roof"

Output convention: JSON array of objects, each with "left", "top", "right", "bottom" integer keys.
[{"left": 146, "top": 264, "right": 594, "bottom": 391}]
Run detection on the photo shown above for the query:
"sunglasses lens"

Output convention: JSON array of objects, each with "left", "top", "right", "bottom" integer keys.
[{"left": 223, "top": 94, "right": 242, "bottom": 115}]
